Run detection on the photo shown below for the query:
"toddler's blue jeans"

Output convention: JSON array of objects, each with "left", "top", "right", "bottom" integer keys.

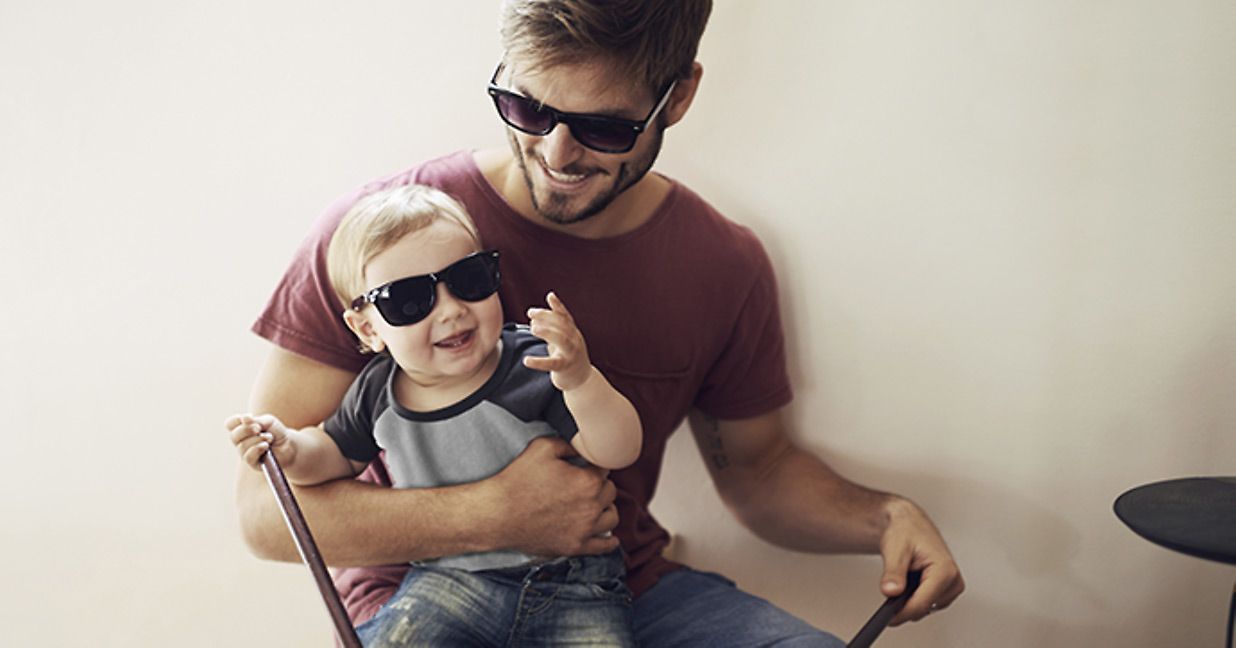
[{"left": 356, "top": 551, "right": 632, "bottom": 647}]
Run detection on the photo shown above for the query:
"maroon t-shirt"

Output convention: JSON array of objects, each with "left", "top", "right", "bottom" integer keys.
[{"left": 253, "top": 150, "right": 793, "bottom": 624}]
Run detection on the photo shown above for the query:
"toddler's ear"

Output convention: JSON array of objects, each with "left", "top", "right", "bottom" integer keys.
[{"left": 343, "top": 310, "right": 385, "bottom": 353}]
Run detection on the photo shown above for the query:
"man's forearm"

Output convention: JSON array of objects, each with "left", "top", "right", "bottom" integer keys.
[
  {"left": 689, "top": 409, "right": 964, "bottom": 621},
  {"left": 236, "top": 464, "right": 501, "bottom": 566},
  {"left": 716, "top": 445, "right": 901, "bottom": 554},
  {"left": 236, "top": 434, "right": 621, "bottom": 565},
  {"left": 238, "top": 346, "right": 493, "bottom": 565},
  {"left": 725, "top": 445, "right": 965, "bottom": 625},
  {"left": 240, "top": 346, "right": 619, "bottom": 566}
]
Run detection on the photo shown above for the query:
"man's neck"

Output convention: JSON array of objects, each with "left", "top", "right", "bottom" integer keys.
[{"left": 473, "top": 148, "right": 669, "bottom": 240}]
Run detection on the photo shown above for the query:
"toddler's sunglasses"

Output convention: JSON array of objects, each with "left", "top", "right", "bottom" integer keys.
[
  {"left": 350, "top": 250, "right": 500, "bottom": 327},
  {"left": 487, "top": 63, "right": 677, "bottom": 154}
]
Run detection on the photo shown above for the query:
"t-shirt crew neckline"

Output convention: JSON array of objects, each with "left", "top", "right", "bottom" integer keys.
[
  {"left": 383, "top": 328, "right": 517, "bottom": 422},
  {"left": 460, "top": 150, "right": 680, "bottom": 250}
]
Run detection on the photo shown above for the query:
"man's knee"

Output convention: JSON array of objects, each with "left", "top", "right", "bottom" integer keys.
[{"left": 633, "top": 569, "right": 845, "bottom": 647}]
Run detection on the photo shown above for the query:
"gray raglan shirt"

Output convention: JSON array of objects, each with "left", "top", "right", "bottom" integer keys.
[{"left": 323, "top": 324, "right": 577, "bottom": 571}]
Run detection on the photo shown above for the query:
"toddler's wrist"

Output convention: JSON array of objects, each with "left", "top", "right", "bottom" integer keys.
[{"left": 559, "top": 364, "right": 598, "bottom": 393}]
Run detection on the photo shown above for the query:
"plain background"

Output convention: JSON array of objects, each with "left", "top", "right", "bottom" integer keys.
[{"left": 2, "top": 1, "right": 1234, "bottom": 646}]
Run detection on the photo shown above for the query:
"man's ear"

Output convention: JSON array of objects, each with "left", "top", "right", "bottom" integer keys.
[
  {"left": 662, "top": 61, "right": 704, "bottom": 128},
  {"left": 343, "top": 310, "right": 385, "bottom": 353}
]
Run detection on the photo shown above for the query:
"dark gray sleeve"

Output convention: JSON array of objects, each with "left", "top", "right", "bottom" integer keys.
[
  {"left": 542, "top": 388, "right": 577, "bottom": 442},
  {"left": 322, "top": 355, "right": 388, "bottom": 463},
  {"left": 491, "top": 330, "right": 579, "bottom": 442}
]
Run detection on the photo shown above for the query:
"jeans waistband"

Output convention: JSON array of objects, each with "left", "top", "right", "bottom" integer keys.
[{"left": 480, "top": 549, "right": 625, "bottom": 585}]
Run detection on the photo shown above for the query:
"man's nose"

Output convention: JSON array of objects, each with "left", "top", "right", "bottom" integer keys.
[{"left": 538, "top": 122, "right": 585, "bottom": 170}]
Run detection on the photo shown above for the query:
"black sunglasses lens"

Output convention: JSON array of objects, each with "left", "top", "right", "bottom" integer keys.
[
  {"left": 445, "top": 254, "right": 500, "bottom": 302},
  {"left": 568, "top": 117, "right": 638, "bottom": 153},
  {"left": 377, "top": 276, "right": 435, "bottom": 326},
  {"left": 492, "top": 88, "right": 638, "bottom": 153},
  {"left": 496, "top": 93, "right": 554, "bottom": 134}
]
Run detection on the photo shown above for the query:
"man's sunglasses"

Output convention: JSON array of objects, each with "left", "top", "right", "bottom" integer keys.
[
  {"left": 350, "top": 250, "right": 501, "bottom": 327},
  {"left": 487, "top": 63, "right": 677, "bottom": 154}
]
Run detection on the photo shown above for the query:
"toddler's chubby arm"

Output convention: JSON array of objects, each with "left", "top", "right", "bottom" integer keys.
[
  {"left": 524, "top": 292, "right": 643, "bottom": 470},
  {"left": 226, "top": 413, "right": 366, "bottom": 486}
]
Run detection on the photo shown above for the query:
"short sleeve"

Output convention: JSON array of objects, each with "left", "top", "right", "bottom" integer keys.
[
  {"left": 542, "top": 389, "right": 578, "bottom": 442},
  {"left": 495, "top": 327, "right": 579, "bottom": 441},
  {"left": 250, "top": 189, "right": 375, "bottom": 373},
  {"left": 692, "top": 245, "right": 793, "bottom": 419},
  {"left": 322, "top": 355, "right": 391, "bottom": 463}
]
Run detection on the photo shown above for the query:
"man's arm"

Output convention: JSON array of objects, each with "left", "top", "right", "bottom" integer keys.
[
  {"left": 235, "top": 345, "right": 621, "bottom": 566},
  {"left": 686, "top": 408, "right": 964, "bottom": 626}
]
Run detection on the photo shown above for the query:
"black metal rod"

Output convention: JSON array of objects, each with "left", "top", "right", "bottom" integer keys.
[
  {"left": 1226, "top": 578, "right": 1234, "bottom": 648},
  {"left": 260, "top": 451, "right": 363, "bottom": 648},
  {"left": 847, "top": 570, "right": 923, "bottom": 648}
]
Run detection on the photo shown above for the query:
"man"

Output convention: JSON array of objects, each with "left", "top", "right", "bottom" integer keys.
[{"left": 237, "top": 1, "right": 964, "bottom": 644}]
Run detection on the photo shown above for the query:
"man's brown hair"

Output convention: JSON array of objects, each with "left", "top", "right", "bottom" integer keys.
[{"left": 500, "top": 0, "right": 712, "bottom": 93}]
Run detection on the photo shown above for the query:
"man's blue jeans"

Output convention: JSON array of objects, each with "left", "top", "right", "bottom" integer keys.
[
  {"left": 356, "top": 559, "right": 844, "bottom": 647},
  {"left": 632, "top": 568, "right": 846, "bottom": 647},
  {"left": 356, "top": 551, "right": 633, "bottom": 647}
]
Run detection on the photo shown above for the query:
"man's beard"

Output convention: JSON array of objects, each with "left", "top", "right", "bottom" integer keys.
[{"left": 508, "top": 127, "right": 664, "bottom": 226}]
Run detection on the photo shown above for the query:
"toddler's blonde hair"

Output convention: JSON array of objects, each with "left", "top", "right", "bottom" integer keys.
[{"left": 326, "top": 184, "right": 481, "bottom": 310}]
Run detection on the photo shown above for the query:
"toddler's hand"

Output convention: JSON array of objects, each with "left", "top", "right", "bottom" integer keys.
[
  {"left": 225, "top": 413, "right": 294, "bottom": 468},
  {"left": 524, "top": 292, "right": 593, "bottom": 391}
]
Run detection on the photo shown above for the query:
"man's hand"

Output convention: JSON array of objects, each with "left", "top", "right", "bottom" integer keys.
[
  {"left": 238, "top": 346, "right": 619, "bottom": 565},
  {"left": 878, "top": 498, "right": 965, "bottom": 626},
  {"left": 485, "top": 435, "right": 620, "bottom": 557},
  {"left": 687, "top": 408, "right": 964, "bottom": 626}
]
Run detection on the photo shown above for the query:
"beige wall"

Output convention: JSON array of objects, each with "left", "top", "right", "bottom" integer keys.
[{"left": 2, "top": 1, "right": 1233, "bottom": 646}]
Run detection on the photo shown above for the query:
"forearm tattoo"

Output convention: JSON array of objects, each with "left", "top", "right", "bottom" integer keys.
[{"left": 699, "top": 414, "right": 731, "bottom": 471}]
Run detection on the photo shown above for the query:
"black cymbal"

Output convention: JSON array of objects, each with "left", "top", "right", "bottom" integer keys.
[{"left": 1114, "top": 476, "right": 1236, "bottom": 566}]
